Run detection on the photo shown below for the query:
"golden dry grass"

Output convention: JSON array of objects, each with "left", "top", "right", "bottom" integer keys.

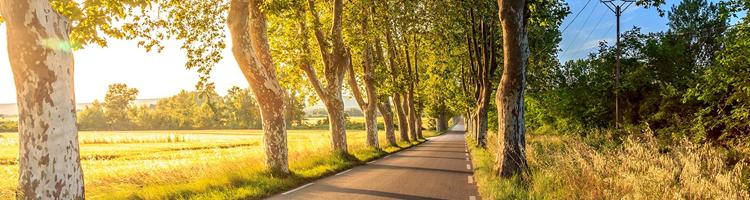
[
  {"left": 469, "top": 129, "right": 750, "bottom": 200},
  {"left": 0, "top": 128, "right": 436, "bottom": 199}
]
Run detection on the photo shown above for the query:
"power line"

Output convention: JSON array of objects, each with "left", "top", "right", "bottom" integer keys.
[
  {"left": 571, "top": 6, "right": 609, "bottom": 58},
  {"left": 561, "top": 0, "right": 593, "bottom": 33},
  {"left": 562, "top": 2, "right": 599, "bottom": 54}
]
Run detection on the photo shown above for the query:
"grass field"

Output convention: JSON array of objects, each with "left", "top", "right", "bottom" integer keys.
[
  {"left": 0, "top": 128, "right": 436, "bottom": 199},
  {"left": 468, "top": 132, "right": 750, "bottom": 199}
]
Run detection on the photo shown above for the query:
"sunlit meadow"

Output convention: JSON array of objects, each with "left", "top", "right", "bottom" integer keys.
[{"left": 0, "top": 117, "right": 435, "bottom": 199}]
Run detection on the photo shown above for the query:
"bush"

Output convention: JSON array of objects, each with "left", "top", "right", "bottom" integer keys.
[{"left": 0, "top": 121, "right": 17, "bottom": 132}]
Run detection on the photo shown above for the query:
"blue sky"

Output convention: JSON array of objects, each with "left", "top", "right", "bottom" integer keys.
[{"left": 557, "top": 0, "right": 681, "bottom": 61}]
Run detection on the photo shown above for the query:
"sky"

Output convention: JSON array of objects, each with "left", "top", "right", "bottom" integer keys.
[{"left": 0, "top": 0, "right": 729, "bottom": 104}]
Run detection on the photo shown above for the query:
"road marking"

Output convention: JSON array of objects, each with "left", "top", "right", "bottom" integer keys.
[
  {"left": 384, "top": 155, "right": 391, "bottom": 159},
  {"left": 465, "top": 153, "right": 469, "bottom": 157},
  {"left": 469, "top": 196, "right": 477, "bottom": 200},
  {"left": 282, "top": 183, "right": 314, "bottom": 195},
  {"left": 468, "top": 176, "right": 474, "bottom": 184},
  {"left": 335, "top": 169, "right": 353, "bottom": 176},
  {"left": 466, "top": 164, "right": 471, "bottom": 170},
  {"left": 367, "top": 160, "right": 375, "bottom": 164},
  {"left": 466, "top": 157, "right": 470, "bottom": 161}
]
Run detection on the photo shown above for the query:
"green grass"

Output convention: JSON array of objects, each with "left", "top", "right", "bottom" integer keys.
[{"left": 0, "top": 128, "right": 437, "bottom": 199}]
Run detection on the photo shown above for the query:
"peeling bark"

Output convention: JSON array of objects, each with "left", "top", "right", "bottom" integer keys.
[
  {"left": 393, "top": 94, "right": 410, "bottom": 142},
  {"left": 385, "top": 25, "right": 410, "bottom": 143},
  {"left": 403, "top": 45, "right": 418, "bottom": 141},
  {"left": 495, "top": 0, "right": 530, "bottom": 178},
  {"left": 378, "top": 99, "right": 397, "bottom": 146},
  {"left": 299, "top": 0, "right": 350, "bottom": 153},
  {"left": 228, "top": 0, "right": 288, "bottom": 174},
  {"left": 1, "top": 0, "right": 85, "bottom": 199},
  {"left": 347, "top": 12, "right": 379, "bottom": 149}
]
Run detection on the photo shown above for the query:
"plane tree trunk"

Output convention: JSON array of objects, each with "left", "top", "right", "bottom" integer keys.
[
  {"left": 1, "top": 1, "right": 85, "bottom": 198},
  {"left": 495, "top": 0, "right": 530, "bottom": 178},
  {"left": 378, "top": 100, "right": 397, "bottom": 146},
  {"left": 299, "top": 0, "right": 350, "bottom": 153},
  {"left": 404, "top": 43, "right": 418, "bottom": 141},
  {"left": 228, "top": 0, "right": 289, "bottom": 174},
  {"left": 385, "top": 25, "right": 410, "bottom": 143},
  {"left": 346, "top": 22, "right": 379, "bottom": 148},
  {"left": 466, "top": 9, "right": 499, "bottom": 148}
]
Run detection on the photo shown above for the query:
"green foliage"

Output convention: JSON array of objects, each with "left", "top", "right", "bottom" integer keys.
[
  {"left": 525, "top": 0, "right": 743, "bottom": 146},
  {"left": 686, "top": 4, "right": 750, "bottom": 142},
  {"left": 104, "top": 83, "right": 139, "bottom": 130},
  {"left": 78, "top": 100, "right": 107, "bottom": 130}
]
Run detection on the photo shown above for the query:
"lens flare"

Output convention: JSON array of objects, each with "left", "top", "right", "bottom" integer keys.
[{"left": 41, "top": 38, "right": 72, "bottom": 53}]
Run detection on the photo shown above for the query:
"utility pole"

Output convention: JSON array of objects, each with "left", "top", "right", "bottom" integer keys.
[{"left": 602, "top": 0, "right": 634, "bottom": 128}]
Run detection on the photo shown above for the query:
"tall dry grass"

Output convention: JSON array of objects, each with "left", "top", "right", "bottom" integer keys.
[{"left": 471, "top": 128, "right": 750, "bottom": 200}]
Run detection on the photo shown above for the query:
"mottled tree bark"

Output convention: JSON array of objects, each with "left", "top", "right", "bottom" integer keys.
[
  {"left": 403, "top": 45, "right": 418, "bottom": 141},
  {"left": 466, "top": 9, "right": 498, "bottom": 148},
  {"left": 1, "top": 1, "right": 85, "bottom": 199},
  {"left": 346, "top": 41, "right": 379, "bottom": 148},
  {"left": 495, "top": 0, "right": 530, "bottom": 178},
  {"left": 228, "top": 0, "right": 288, "bottom": 174},
  {"left": 385, "top": 25, "right": 410, "bottom": 143},
  {"left": 393, "top": 94, "right": 410, "bottom": 142},
  {"left": 300, "top": 0, "right": 350, "bottom": 153},
  {"left": 378, "top": 99, "right": 397, "bottom": 146}
]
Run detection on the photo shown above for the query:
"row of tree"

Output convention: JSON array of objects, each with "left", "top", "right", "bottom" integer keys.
[
  {"left": 1, "top": 0, "right": 448, "bottom": 197},
  {"left": 77, "top": 84, "right": 305, "bottom": 131}
]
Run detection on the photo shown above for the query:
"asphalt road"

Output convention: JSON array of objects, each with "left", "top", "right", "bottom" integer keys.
[{"left": 267, "top": 124, "right": 479, "bottom": 200}]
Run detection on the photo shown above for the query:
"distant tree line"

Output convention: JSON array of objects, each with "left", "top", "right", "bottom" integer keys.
[{"left": 77, "top": 84, "right": 306, "bottom": 131}]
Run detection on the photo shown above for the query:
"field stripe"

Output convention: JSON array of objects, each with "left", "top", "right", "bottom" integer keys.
[
  {"left": 335, "top": 169, "right": 353, "bottom": 176},
  {"left": 282, "top": 183, "right": 314, "bottom": 195}
]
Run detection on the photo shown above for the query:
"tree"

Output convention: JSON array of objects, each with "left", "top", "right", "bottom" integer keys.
[
  {"left": 383, "top": 5, "right": 411, "bottom": 143},
  {"left": 104, "top": 83, "right": 139, "bottom": 130},
  {"left": 297, "top": 0, "right": 351, "bottom": 153},
  {"left": 495, "top": 0, "right": 530, "bottom": 178},
  {"left": 347, "top": 1, "right": 381, "bottom": 148},
  {"left": 465, "top": 7, "right": 499, "bottom": 147},
  {"left": 78, "top": 101, "right": 107, "bottom": 130},
  {"left": 0, "top": 0, "right": 84, "bottom": 198},
  {"left": 227, "top": 0, "right": 289, "bottom": 173}
]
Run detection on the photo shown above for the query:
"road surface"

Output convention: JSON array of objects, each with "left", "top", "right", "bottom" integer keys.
[{"left": 268, "top": 123, "right": 479, "bottom": 200}]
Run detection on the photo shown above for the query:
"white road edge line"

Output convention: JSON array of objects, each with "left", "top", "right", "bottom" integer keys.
[
  {"left": 466, "top": 164, "right": 471, "bottom": 170},
  {"left": 468, "top": 176, "right": 474, "bottom": 184},
  {"left": 465, "top": 153, "right": 469, "bottom": 157},
  {"left": 469, "top": 196, "right": 477, "bottom": 200},
  {"left": 282, "top": 183, "right": 314, "bottom": 195},
  {"left": 367, "top": 160, "right": 375, "bottom": 164},
  {"left": 335, "top": 169, "right": 353, "bottom": 176},
  {"left": 384, "top": 155, "right": 391, "bottom": 159}
]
